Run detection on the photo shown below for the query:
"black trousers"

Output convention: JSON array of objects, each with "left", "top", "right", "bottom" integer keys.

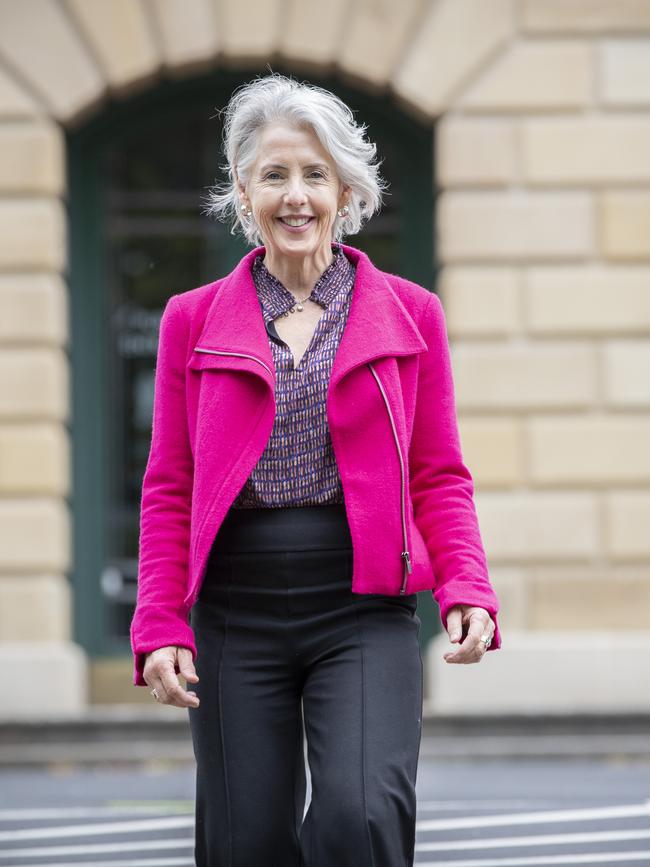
[{"left": 188, "top": 504, "right": 423, "bottom": 867}]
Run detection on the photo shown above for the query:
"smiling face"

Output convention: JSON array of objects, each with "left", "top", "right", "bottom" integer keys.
[{"left": 238, "top": 122, "right": 350, "bottom": 267}]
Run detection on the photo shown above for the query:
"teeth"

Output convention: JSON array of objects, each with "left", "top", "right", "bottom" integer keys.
[{"left": 281, "top": 217, "right": 311, "bottom": 227}]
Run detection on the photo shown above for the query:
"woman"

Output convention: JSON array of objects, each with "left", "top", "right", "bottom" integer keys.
[{"left": 130, "top": 73, "right": 501, "bottom": 867}]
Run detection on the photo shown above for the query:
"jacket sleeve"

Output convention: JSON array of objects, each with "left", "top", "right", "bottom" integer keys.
[
  {"left": 409, "top": 291, "right": 502, "bottom": 651},
  {"left": 129, "top": 295, "right": 197, "bottom": 686}
]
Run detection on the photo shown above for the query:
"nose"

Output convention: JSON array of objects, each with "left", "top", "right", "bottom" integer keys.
[{"left": 283, "top": 175, "right": 308, "bottom": 206}]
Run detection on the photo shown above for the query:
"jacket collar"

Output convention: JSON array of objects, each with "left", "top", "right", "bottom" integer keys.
[{"left": 193, "top": 243, "right": 428, "bottom": 389}]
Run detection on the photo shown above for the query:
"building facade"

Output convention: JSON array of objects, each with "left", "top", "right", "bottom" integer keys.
[{"left": 0, "top": 0, "right": 649, "bottom": 717}]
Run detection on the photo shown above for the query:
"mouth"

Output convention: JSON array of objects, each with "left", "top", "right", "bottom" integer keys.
[{"left": 277, "top": 216, "right": 315, "bottom": 232}]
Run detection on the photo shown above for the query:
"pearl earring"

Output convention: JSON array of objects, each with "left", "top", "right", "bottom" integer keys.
[
  {"left": 241, "top": 203, "right": 252, "bottom": 218},
  {"left": 337, "top": 205, "right": 349, "bottom": 218}
]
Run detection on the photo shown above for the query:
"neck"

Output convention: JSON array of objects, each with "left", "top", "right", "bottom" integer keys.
[{"left": 262, "top": 245, "right": 335, "bottom": 297}]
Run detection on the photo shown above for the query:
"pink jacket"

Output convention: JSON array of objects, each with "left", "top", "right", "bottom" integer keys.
[{"left": 130, "top": 244, "right": 502, "bottom": 686}]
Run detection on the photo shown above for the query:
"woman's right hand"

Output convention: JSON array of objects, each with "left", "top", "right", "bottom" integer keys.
[{"left": 143, "top": 646, "right": 200, "bottom": 709}]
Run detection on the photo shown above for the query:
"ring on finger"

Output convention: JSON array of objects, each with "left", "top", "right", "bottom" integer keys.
[
  {"left": 479, "top": 633, "right": 492, "bottom": 650},
  {"left": 151, "top": 688, "right": 160, "bottom": 701}
]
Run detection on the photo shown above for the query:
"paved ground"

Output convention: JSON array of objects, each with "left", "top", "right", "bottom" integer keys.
[{"left": 1, "top": 751, "right": 649, "bottom": 866}]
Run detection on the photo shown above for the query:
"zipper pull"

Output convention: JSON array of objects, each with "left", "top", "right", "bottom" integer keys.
[{"left": 400, "top": 551, "right": 412, "bottom": 594}]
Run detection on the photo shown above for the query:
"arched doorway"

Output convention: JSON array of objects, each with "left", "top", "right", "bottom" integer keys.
[{"left": 67, "top": 66, "right": 437, "bottom": 685}]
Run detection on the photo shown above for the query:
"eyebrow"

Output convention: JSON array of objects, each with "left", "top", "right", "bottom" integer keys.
[{"left": 259, "top": 162, "right": 330, "bottom": 173}]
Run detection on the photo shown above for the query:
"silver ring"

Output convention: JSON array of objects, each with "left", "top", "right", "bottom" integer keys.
[
  {"left": 151, "top": 688, "right": 159, "bottom": 701},
  {"left": 479, "top": 634, "right": 492, "bottom": 649}
]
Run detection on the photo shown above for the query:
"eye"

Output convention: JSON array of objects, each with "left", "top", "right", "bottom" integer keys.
[
  {"left": 263, "top": 171, "right": 282, "bottom": 180},
  {"left": 309, "top": 170, "right": 326, "bottom": 179}
]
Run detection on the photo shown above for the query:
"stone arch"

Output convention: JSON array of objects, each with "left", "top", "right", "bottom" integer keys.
[{"left": 0, "top": 0, "right": 516, "bottom": 127}]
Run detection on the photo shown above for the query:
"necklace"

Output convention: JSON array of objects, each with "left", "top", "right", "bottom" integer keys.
[{"left": 285, "top": 292, "right": 312, "bottom": 314}]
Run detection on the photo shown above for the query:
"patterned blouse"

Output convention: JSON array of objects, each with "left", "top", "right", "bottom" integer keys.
[{"left": 231, "top": 243, "right": 356, "bottom": 509}]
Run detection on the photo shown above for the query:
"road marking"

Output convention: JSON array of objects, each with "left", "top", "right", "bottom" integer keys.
[
  {"left": 417, "top": 800, "right": 558, "bottom": 811},
  {"left": 417, "top": 828, "right": 650, "bottom": 851},
  {"left": 0, "top": 815, "right": 194, "bottom": 843},
  {"left": 0, "top": 807, "right": 191, "bottom": 821},
  {"left": 417, "top": 802, "right": 650, "bottom": 831},
  {"left": 416, "top": 853, "right": 650, "bottom": 866},
  {"left": 418, "top": 798, "right": 557, "bottom": 815},
  {"left": 107, "top": 800, "right": 193, "bottom": 812},
  {"left": 7, "top": 860, "right": 194, "bottom": 867},
  {"left": 0, "top": 837, "right": 192, "bottom": 860}
]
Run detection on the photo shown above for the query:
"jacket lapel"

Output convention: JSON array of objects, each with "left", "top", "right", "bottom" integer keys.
[{"left": 190, "top": 243, "right": 428, "bottom": 391}]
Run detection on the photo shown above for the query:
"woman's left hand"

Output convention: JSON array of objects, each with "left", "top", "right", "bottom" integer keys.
[{"left": 443, "top": 604, "right": 495, "bottom": 664}]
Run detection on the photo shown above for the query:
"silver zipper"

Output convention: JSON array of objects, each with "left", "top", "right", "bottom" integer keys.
[
  {"left": 194, "top": 346, "right": 274, "bottom": 377},
  {"left": 368, "top": 362, "right": 413, "bottom": 594}
]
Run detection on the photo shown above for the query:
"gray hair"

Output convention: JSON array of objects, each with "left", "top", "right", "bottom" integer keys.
[{"left": 202, "top": 72, "right": 387, "bottom": 246}]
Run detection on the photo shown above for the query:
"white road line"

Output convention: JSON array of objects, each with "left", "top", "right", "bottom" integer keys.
[
  {"left": 6, "top": 860, "right": 194, "bottom": 867},
  {"left": 0, "top": 801, "right": 551, "bottom": 822},
  {"left": 417, "top": 802, "right": 650, "bottom": 832},
  {"left": 0, "top": 837, "right": 192, "bottom": 859},
  {"left": 417, "top": 828, "right": 650, "bottom": 852},
  {"left": 0, "top": 815, "right": 194, "bottom": 843},
  {"left": 416, "top": 852, "right": 650, "bottom": 866},
  {"left": 417, "top": 801, "right": 557, "bottom": 811},
  {"left": 0, "top": 807, "right": 190, "bottom": 821}
]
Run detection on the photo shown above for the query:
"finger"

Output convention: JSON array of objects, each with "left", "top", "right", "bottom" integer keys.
[
  {"left": 444, "top": 609, "right": 489, "bottom": 664},
  {"left": 150, "top": 674, "right": 171, "bottom": 704},
  {"left": 462, "top": 610, "right": 489, "bottom": 656},
  {"left": 159, "top": 660, "right": 199, "bottom": 708},
  {"left": 177, "top": 647, "right": 199, "bottom": 684},
  {"left": 445, "top": 608, "right": 463, "bottom": 642}
]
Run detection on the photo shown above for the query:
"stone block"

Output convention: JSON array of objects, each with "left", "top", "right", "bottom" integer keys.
[
  {"left": 0, "top": 574, "right": 70, "bottom": 641},
  {"left": 65, "top": 0, "right": 159, "bottom": 91},
  {"left": 0, "top": 199, "right": 66, "bottom": 271},
  {"left": 457, "top": 417, "right": 523, "bottom": 487},
  {"left": 437, "top": 118, "right": 518, "bottom": 186},
  {"left": 529, "top": 415, "right": 650, "bottom": 484},
  {"left": 0, "top": 499, "right": 70, "bottom": 572},
  {"left": 0, "top": 423, "right": 69, "bottom": 495},
  {"left": 522, "top": 0, "right": 650, "bottom": 33},
  {"left": 600, "top": 39, "right": 650, "bottom": 107},
  {"left": 475, "top": 491, "right": 599, "bottom": 561},
  {"left": 0, "top": 67, "right": 41, "bottom": 119},
  {"left": 606, "top": 492, "right": 650, "bottom": 559},
  {"left": 148, "top": 0, "right": 219, "bottom": 70},
  {"left": 0, "top": 0, "right": 105, "bottom": 122},
  {"left": 460, "top": 41, "right": 591, "bottom": 111},
  {"left": 0, "top": 642, "right": 88, "bottom": 719},
  {"left": 0, "top": 121, "right": 64, "bottom": 195},
  {"left": 280, "top": 0, "right": 348, "bottom": 66},
  {"left": 440, "top": 266, "right": 520, "bottom": 336},
  {"left": 427, "top": 630, "right": 650, "bottom": 713},
  {"left": 218, "top": 0, "right": 282, "bottom": 59},
  {"left": 603, "top": 340, "right": 650, "bottom": 406},
  {"left": 0, "top": 348, "right": 68, "bottom": 420},
  {"left": 392, "top": 0, "right": 513, "bottom": 118},
  {"left": 439, "top": 191, "right": 594, "bottom": 261},
  {"left": 600, "top": 191, "right": 650, "bottom": 260},
  {"left": 0, "top": 274, "right": 67, "bottom": 344},
  {"left": 452, "top": 342, "right": 596, "bottom": 410},
  {"left": 529, "top": 566, "right": 650, "bottom": 630},
  {"left": 526, "top": 265, "right": 650, "bottom": 334},
  {"left": 338, "top": 0, "right": 422, "bottom": 86},
  {"left": 488, "top": 567, "right": 529, "bottom": 631},
  {"left": 523, "top": 116, "right": 650, "bottom": 184}
]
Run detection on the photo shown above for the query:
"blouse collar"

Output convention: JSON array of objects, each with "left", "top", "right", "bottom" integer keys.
[{"left": 252, "top": 244, "right": 354, "bottom": 322}]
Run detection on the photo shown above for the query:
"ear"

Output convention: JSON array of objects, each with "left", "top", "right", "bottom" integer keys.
[
  {"left": 235, "top": 171, "right": 247, "bottom": 200},
  {"left": 339, "top": 184, "right": 352, "bottom": 209}
]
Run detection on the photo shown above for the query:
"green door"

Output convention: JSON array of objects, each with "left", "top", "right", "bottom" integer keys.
[{"left": 67, "top": 67, "right": 438, "bottom": 668}]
